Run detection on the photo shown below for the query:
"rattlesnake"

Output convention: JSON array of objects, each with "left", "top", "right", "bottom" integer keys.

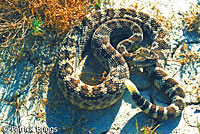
[{"left": 58, "top": 8, "right": 185, "bottom": 120}]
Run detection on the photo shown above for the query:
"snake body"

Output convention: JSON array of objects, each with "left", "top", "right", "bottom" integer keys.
[{"left": 58, "top": 8, "right": 185, "bottom": 120}]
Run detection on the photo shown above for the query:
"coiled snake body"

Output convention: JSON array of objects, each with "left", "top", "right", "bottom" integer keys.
[{"left": 58, "top": 8, "right": 185, "bottom": 120}]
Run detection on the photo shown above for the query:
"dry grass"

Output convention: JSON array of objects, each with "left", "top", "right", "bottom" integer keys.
[
  {"left": 182, "top": 4, "right": 200, "bottom": 34},
  {"left": 0, "top": 2, "right": 28, "bottom": 47},
  {"left": 135, "top": 119, "right": 160, "bottom": 134},
  {"left": 0, "top": 0, "right": 97, "bottom": 47}
]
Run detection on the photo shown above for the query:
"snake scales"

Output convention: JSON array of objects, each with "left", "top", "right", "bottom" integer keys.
[{"left": 58, "top": 8, "right": 185, "bottom": 120}]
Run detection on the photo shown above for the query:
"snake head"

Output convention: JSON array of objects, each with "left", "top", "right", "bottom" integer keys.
[{"left": 128, "top": 47, "right": 159, "bottom": 67}]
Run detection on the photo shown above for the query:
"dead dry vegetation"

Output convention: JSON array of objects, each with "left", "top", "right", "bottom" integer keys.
[{"left": 0, "top": 0, "right": 97, "bottom": 47}]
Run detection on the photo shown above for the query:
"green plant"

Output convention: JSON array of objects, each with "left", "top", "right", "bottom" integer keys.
[
  {"left": 96, "top": 0, "right": 102, "bottom": 9},
  {"left": 30, "top": 17, "right": 44, "bottom": 35},
  {"left": 95, "top": 0, "right": 106, "bottom": 9}
]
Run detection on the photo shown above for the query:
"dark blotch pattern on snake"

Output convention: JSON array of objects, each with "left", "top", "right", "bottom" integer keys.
[{"left": 58, "top": 8, "right": 185, "bottom": 120}]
